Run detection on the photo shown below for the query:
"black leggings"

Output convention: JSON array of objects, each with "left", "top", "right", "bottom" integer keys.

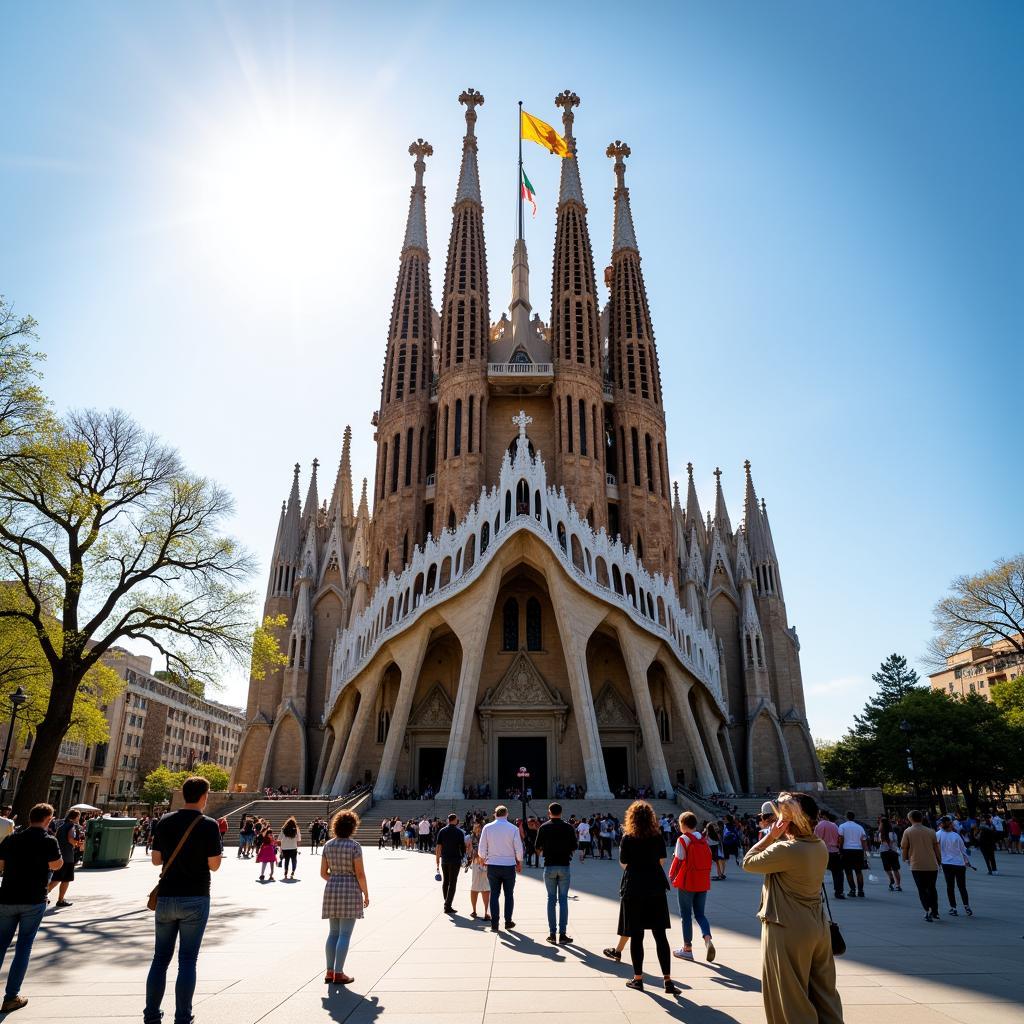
[
  {"left": 280, "top": 849, "right": 297, "bottom": 872},
  {"left": 630, "top": 929, "right": 671, "bottom": 977},
  {"left": 980, "top": 847, "right": 997, "bottom": 872},
  {"left": 942, "top": 864, "right": 969, "bottom": 907}
]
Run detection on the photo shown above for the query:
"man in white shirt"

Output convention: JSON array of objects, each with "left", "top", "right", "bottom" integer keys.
[
  {"left": 478, "top": 806, "right": 523, "bottom": 932},
  {"left": 417, "top": 817, "right": 431, "bottom": 853},
  {"left": 991, "top": 812, "right": 1004, "bottom": 851},
  {"left": 837, "top": 811, "right": 868, "bottom": 897},
  {"left": 575, "top": 819, "right": 591, "bottom": 863}
]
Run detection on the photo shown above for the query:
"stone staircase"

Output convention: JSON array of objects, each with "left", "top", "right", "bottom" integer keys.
[{"left": 218, "top": 790, "right": 372, "bottom": 844}]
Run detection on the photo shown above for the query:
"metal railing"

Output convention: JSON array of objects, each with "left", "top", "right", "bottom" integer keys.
[{"left": 487, "top": 361, "right": 553, "bottom": 376}]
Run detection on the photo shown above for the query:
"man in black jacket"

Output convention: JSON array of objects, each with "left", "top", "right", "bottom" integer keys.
[
  {"left": 534, "top": 802, "right": 577, "bottom": 944},
  {"left": 435, "top": 814, "right": 471, "bottom": 914}
]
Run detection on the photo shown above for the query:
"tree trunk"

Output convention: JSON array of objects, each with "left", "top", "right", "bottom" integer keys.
[{"left": 12, "top": 668, "right": 77, "bottom": 823}]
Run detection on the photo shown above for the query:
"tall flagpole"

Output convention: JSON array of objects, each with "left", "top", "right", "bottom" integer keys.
[{"left": 517, "top": 100, "right": 524, "bottom": 241}]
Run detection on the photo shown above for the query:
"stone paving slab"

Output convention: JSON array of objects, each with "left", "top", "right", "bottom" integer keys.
[{"left": 2, "top": 846, "right": 1023, "bottom": 1022}]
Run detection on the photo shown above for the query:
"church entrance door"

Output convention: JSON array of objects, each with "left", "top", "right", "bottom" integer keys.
[
  {"left": 417, "top": 748, "right": 446, "bottom": 793},
  {"left": 498, "top": 736, "right": 547, "bottom": 799},
  {"left": 602, "top": 746, "right": 629, "bottom": 794}
]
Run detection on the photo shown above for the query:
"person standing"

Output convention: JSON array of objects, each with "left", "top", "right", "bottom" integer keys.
[
  {"left": 418, "top": 816, "right": 431, "bottom": 854},
  {"left": 280, "top": 817, "right": 301, "bottom": 879},
  {"left": 936, "top": 816, "right": 972, "bottom": 916},
  {"left": 742, "top": 792, "right": 843, "bottom": 1024},
  {"left": 468, "top": 823, "right": 491, "bottom": 920},
  {"left": 575, "top": 817, "right": 591, "bottom": 864},
  {"left": 534, "top": 802, "right": 576, "bottom": 944},
  {"left": 435, "top": 814, "right": 471, "bottom": 915},
  {"left": 144, "top": 776, "right": 223, "bottom": 1024},
  {"left": 321, "top": 810, "right": 369, "bottom": 985},
  {"left": 478, "top": 805, "right": 523, "bottom": 932},
  {"left": 900, "top": 809, "right": 941, "bottom": 922},
  {"left": 668, "top": 812, "right": 715, "bottom": 963},
  {"left": 877, "top": 817, "right": 902, "bottom": 891},
  {"left": 0, "top": 808, "right": 15, "bottom": 846},
  {"left": 390, "top": 817, "right": 402, "bottom": 851},
  {"left": 256, "top": 828, "right": 278, "bottom": 881},
  {"left": 599, "top": 816, "right": 614, "bottom": 860},
  {"left": 976, "top": 815, "right": 998, "bottom": 874},
  {"left": 0, "top": 803, "right": 63, "bottom": 1014},
  {"left": 46, "top": 809, "right": 82, "bottom": 908},
  {"left": 616, "top": 800, "right": 679, "bottom": 994},
  {"left": 814, "top": 811, "right": 845, "bottom": 900},
  {"left": 837, "top": 811, "right": 868, "bottom": 897}
]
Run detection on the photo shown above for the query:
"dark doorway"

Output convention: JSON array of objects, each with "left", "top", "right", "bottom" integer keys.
[
  {"left": 498, "top": 736, "right": 547, "bottom": 799},
  {"left": 417, "top": 747, "right": 446, "bottom": 793},
  {"left": 603, "top": 746, "right": 629, "bottom": 793}
]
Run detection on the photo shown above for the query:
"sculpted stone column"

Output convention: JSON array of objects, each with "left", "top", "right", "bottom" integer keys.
[
  {"left": 332, "top": 671, "right": 383, "bottom": 795},
  {"left": 663, "top": 663, "right": 718, "bottom": 794},
  {"left": 694, "top": 690, "right": 735, "bottom": 793},
  {"left": 320, "top": 689, "right": 359, "bottom": 796},
  {"left": 619, "top": 630, "right": 674, "bottom": 796},
  {"left": 373, "top": 628, "right": 431, "bottom": 800},
  {"left": 435, "top": 571, "right": 502, "bottom": 801},
  {"left": 548, "top": 571, "right": 613, "bottom": 800}
]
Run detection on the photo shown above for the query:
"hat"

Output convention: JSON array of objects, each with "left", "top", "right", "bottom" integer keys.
[{"left": 760, "top": 801, "right": 775, "bottom": 816}]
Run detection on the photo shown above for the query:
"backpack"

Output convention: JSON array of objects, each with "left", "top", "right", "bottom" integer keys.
[{"left": 673, "top": 833, "right": 712, "bottom": 892}]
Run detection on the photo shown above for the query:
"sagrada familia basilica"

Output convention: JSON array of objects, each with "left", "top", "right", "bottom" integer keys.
[{"left": 232, "top": 89, "right": 823, "bottom": 801}]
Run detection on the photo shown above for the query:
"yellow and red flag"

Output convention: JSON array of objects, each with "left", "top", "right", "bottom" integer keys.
[{"left": 521, "top": 110, "right": 571, "bottom": 158}]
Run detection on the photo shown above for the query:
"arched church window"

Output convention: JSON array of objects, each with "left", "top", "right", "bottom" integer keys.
[
  {"left": 402, "top": 532, "right": 409, "bottom": 567},
  {"left": 516, "top": 479, "right": 529, "bottom": 515},
  {"left": 507, "top": 437, "right": 535, "bottom": 461},
  {"left": 511, "top": 349, "right": 531, "bottom": 364},
  {"left": 657, "top": 706, "right": 670, "bottom": 743},
  {"left": 454, "top": 399, "right": 462, "bottom": 456},
  {"left": 636, "top": 532, "right": 644, "bottom": 560},
  {"left": 376, "top": 708, "right": 391, "bottom": 744},
  {"left": 631, "top": 429, "right": 641, "bottom": 487},
  {"left": 502, "top": 598, "right": 519, "bottom": 651},
  {"left": 382, "top": 549, "right": 390, "bottom": 579},
  {"left": 526, "top": 597, "right": 542, "bottom": 651},
  {"left": 447, "top": 507, "right": 456, "bottom": 531},
  {"left": 645, "top": 433, "right": 654, "bottom": 492},
  {"left": 391, "top": 433, "right": 401, "bottom": 493}
]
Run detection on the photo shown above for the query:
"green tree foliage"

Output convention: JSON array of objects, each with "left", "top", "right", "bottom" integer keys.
[
  {"left": 0, "top": 301, "right": 258, "bottom": 822},
  {"left": 191, "top": 761, "right": 230, "bottom": 792},
  {"left": 139, "top": 761, "right": 230, "bottom": 806},
  {"left": 991, "top": 675, "right": 1024, "bottom": 731},
  {"left": 852, "top": 653, "right": 923, "bottom": 737}
]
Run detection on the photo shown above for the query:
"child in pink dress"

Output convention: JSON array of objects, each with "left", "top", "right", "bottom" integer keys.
[{"left": 257, "top": 828, "right": 279, "bottom": 881}]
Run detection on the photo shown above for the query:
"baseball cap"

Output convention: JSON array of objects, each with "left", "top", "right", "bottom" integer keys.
[{"left": 760, "top": 801, "right": 775, "bottom": 817}]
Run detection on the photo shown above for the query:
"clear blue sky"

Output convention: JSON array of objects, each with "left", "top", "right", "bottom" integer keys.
[{"left": 3, "top": 2, "right": 1021, "bottom": 738}]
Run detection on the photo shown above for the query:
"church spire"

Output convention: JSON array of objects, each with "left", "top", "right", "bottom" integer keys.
[
  {"left": 742, "top": 459, "right": 768, "bottom": 560},
  {"left": 332, "top": 425, "right": 353, "bottom": 525},
  {"left": 608, "top": 140, "right": 639, "bottom": 254},
  {"left": 403, "top": 138, "right": 432, "bottom": 254},
  {"left": 455, "top": 88, "right": 483, "bottom": 204},
  {"left": 712, "top": 467, "right": 732, "bottom": 537},
  {"left": 555, "top": 89, "right": 584, "bottom": 206},
  {"left": 302, "top": 458, "right": 319, "bottom": 526},
  {"left": 685, "top": 462, "right": 707, "bottom": 553}
]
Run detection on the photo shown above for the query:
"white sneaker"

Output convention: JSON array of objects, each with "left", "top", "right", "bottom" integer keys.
[
  {"left": 673, "top": 948, "right": 694, "bottom": 961},
  {"left": 705, "top": 937, "right": 716, "bottom": 962}
]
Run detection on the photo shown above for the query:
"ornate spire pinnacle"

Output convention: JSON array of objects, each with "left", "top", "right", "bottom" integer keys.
[
  {"left": 685, "top": 461, "right": 707, "bottom": 552},
  {"left": 607, "top": 141, "right": 638, "bottom": 254},
  {"left": 303, "top": 458, "right": 319, "bottom": 523},
  {"left": 673, "top": 480, "right": 681, "bottom": 511},
  {"left": 337, "top": 425, "right": 353, "bottom": 522},
  {"left": 455, "top": 88, "right": 484, "bottom": 204},
  {"left": 713, "top": 466, "right": 733, "bottom": 537},
  {"left": 278, "top": 463, "right": 302, "bottom": 563},
  {"left": 357, "top": 477, "right": 368, "bottom": 519},
  {"left": 403, "top": 139, "right": 432, "bottom": 254},
  {"left": 742, "top": 459, "right": 773, "bottom": 564},
  {"left": 555, "top": 90, "right": 584, "bottom": 206}
]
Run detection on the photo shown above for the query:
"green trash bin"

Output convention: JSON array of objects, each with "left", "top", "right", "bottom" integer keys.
[{"left": 83, "top": 817, "right": 138, "bottom": 868}]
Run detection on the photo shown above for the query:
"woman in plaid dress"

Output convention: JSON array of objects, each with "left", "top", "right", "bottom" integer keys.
[{"left": 320, "top": 810, "right": 369, "bottom": 985}]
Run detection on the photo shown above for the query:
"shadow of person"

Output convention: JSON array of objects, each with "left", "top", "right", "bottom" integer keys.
[
  {"left": 499, "top": 930, "right": 564, "bottom": 961},
  {"left": 703, "top": 962, "right": 761, "bottom": 992},
  {"left": 322, "top": 988, "right": 374, "bottom": 1024}
]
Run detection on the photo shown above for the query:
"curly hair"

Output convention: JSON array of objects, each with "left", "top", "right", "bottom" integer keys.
[
  {"left": 331, "top": 809, "right": 360, "bottom": 839},
  {"left": 623, "top": 800, "right": 659, "bottom": 839}
]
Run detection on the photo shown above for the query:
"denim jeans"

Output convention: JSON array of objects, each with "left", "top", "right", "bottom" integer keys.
[
  {"left": 543, "top": 866, "right": 570, "bottom": 935},
  {"left": 0, "top": 902, "right": 46, "bottom": 1000},
  {"left": 325, "top": 917, "right": 356, "bottom": 972},
  {"left": 487, "top": 864, "right": 517, "bottom": 926},
  {"left": 144, "top": 896, "right": 210, "bottom": 1024},
  {"left": 676, "top": 888, "right": 711, "bottom": 945}
]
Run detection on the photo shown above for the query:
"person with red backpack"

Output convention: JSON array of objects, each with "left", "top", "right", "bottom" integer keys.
[{"left": 667, "top": 811, "right": 716, "bottom": 963}]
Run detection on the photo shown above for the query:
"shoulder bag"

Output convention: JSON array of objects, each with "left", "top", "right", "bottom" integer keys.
[
  {"left": 147, "top": 816, "right": 202, "bottom": 912},
  {"left": 821, "top": 885, "right": 846, "bottom": 956}
]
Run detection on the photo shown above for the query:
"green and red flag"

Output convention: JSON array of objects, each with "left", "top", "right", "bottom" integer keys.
[{"left": 521, "top": 167, "right": 537, "bottom": 217}]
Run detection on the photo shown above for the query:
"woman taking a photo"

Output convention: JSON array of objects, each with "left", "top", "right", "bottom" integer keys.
[
  {"left": 742, "top": 792, "right": 844, "bottom": 1024},
  {"left": 321, "top": 810, "right": 369, "bottom": 985},
  {"left": 280, "top": 816, "right": 301, "bottom": 880},
  {"left": 616, "top": 800, "right": 680, "bottom": 994}
]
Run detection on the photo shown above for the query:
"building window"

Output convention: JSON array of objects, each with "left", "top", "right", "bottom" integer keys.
[
  {"left": 391, "top": 432, "right": 401, "bottom": 493},
  {"left": 526, "top": 597, "right": 542, "bottom": 651},
  {"left": 631, "top": 429, "right": 641, "bottom": 487},
  {"left": 502, "top": 598, "right": 519, "bottom": 651},
  {"left": 578, "top": 399, "right": 587, "bottom": 456},
  {"left": 657, "top": 706, "right": 670, "bottom": 743},
  {"left": 376, "top": 708, "right": 391, "bottom": 744},
  {"left": 454, "top": 399, "right": 462, "bottom": 456}
]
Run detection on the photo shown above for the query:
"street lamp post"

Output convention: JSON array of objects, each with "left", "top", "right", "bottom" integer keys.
[
  {"left": 517, "top": 766, "right": 529, "bottom": 827},
  {"left": 0, "top": 688, "right": 29, "bottom": 804}
]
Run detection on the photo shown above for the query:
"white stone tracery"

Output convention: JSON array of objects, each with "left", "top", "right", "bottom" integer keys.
[{"left": 324, "top": 416, "right": 725, "bottom": 723}]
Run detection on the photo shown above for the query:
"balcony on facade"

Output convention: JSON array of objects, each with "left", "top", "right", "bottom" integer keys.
[{"left": 487, "top": 361, "right": 554, "bottom": 397}]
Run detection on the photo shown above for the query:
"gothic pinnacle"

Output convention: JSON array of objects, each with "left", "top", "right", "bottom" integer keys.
[
  {"left": 556, "top": 90, "right": 584, "bottom": 206},
  {"left": 403, "top": 139, "right": 432, "bottom": 254},
  {"left": 455, "top": 89, "right": 484, "bottom": 204},
  {"left": 607, "top": 141, "right": 638, "bottom": 253},
  {"left": 555, "top": 89, "right": 580, "bottom": 141}
]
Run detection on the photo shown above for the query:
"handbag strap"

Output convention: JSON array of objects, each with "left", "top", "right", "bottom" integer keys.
[
  {"left": 157, "top": 815, "right": 203, "bottom": 883},
  {"left": 821, "top": 884, "right": 834, "bottom": 922}
]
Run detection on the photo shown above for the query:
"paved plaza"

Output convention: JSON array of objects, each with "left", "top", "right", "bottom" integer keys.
[{"left": 4, "top": 844, "right": 1022, "bottom": 1023}]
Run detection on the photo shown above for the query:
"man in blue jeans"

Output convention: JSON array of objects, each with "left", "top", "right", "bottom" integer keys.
[
  {"left": 534, "top": 802, "right": 577, "bottom": 944},
  {"left": 0, "top": 802, "right": 64, "bottom": 1013},
  {"left": 145, "top": 776, "right": 223, "bottom": 1024},
  {"left": 478, "top": 805, "right": 523, "bottom": 932}
]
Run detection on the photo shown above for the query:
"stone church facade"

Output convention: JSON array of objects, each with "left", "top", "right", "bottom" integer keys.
[{"left": 232, "top": 89, "right": 822, "bottom": 801}]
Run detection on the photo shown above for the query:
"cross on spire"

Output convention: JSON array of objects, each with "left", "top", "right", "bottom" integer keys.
[
  {"left": 713, "top": 466, "right": 722, "bottom": 482},
  {"left": 512, "top": 409, "right": 533, "bottom": 441},
  {"left": 555, "top": 89, "right": 580, "bottom": 142},
  {"left": 409, "top": 138, "right": 433, "bottom": 187},
  {"left": 607, "top": 140, "right": 631, "bottom": 190}
]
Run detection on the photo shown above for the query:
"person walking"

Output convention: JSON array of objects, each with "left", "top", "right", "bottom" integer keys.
[
  {"left": 321, "top": 810, "right": 369, "bottom": 985},
  {"left": 837, "top": 811, "right": 868, "bottom": 897},
  {"left": 256, "top": 828, "right": 278, "bottom": 881},
  {"left": 280, "top": 817, "right": 301, "bottom": 879},
  {"left": 742, "top": 792, "right": 843, "bottom": 1024},
  {"left": 390, "top": 817, "right": 402, "bottom": 851},
  {"left": 900, "top": 809, "right": 941, "bottom": 922},
  {"left": 418, "top": 816, "right": 432, "bottom": 854},
  {"left": 478, "top": 805, "right": 523, "bottom": 932},
  {"left": 576, "top": 817, "right": 592, "bottom": 863},
  {"left": 668, "top": 811, "right": 715, "bottom": 963},
  {"left": 616, "top": 800, "right": 679, "bottom": 994},
  {"left": 814, "top": 811, "right": 845, "bottom": 900},
  {"left": 435, "top": 813, "right": 471, "bottom": 914},
  {"left": 144, "top": 776, "right": 223, "bottom": 1024},
  {"left": 936, "top": 816, "right": 972, "bottom": 916},
  {"left": 877, "top": 817, "right": 902, "bottom": 892},
  {"left": 976, "top": 815, "right": 998, "bottom": 874},
  {"left": 0, "top": 803, "right": 63, "bottom": 1014},
  {"left": 468, "top": 822, "right": 491, "bottom": 920},
  {"left": 46, "top": 809, "right": 82, "bottom": 908},
  {"left": 0, "top": 808, "right": 15, "bottom": 845},
  {"left": 705, "top": 821, "right": 727, "bottom": 880},
  {"left": 534, "top": 802, "right": 576, "bottom": 944}
]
